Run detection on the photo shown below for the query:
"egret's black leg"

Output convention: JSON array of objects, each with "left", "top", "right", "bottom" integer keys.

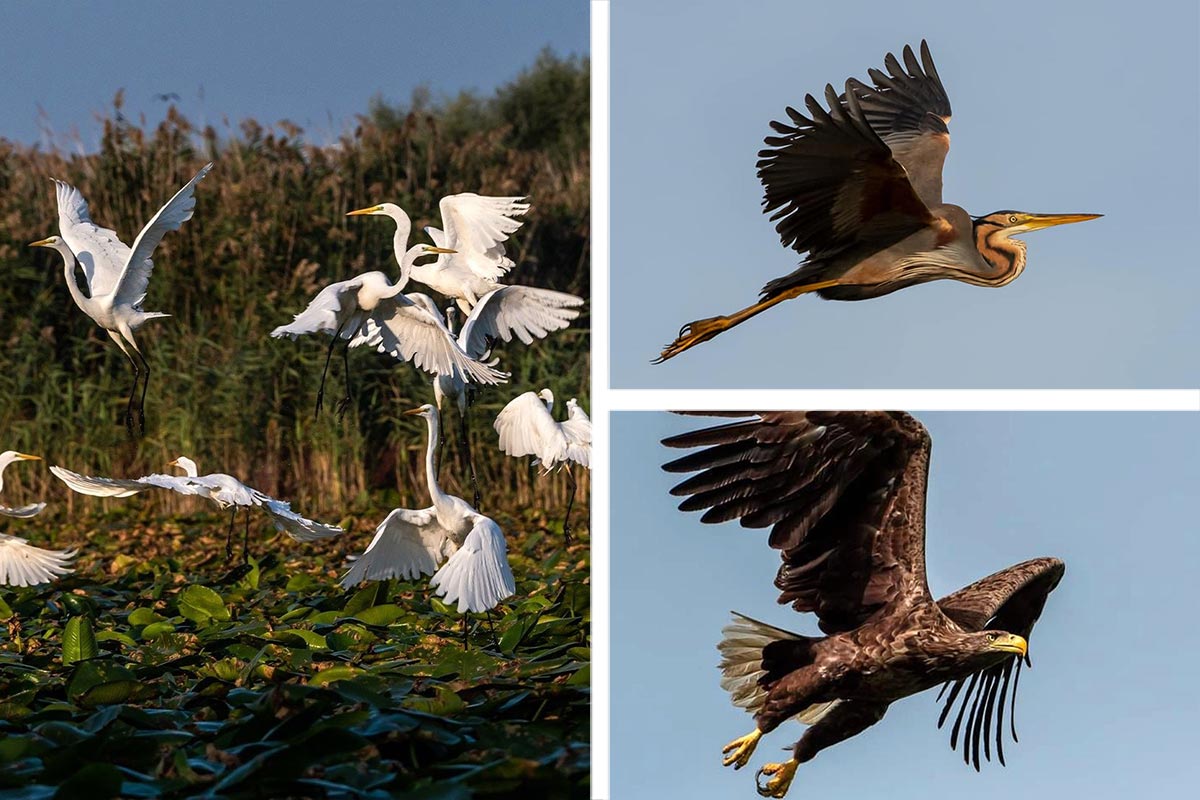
[
  {"left": 460, "top": 407, "right": 481, "bottom": 509},
  {"left": 121, "top": 350, "right": 141, "bottom": 438},
  {"left": 335, "top": 339, "right": 354, "bottom": 420},
  {"left": 461, "top": 615, "right": 469, "bottom": 650},
  {"left": 315, "top": 322, "right": 345, "bottom": 418},
  {"left": 225, "top": 507, "right": 237, "bottom": 562},
  {"left": 134, "top": 347, "right": 151, "bottom": 437},
  {"left": 563, "top": 465, "right": 578, "bottom": 544},
  {"left": 485, "top": 610, "right": 498, "bottom": 649},
  {"left": 242, "top": 507, "right": 251, "bottom": 563}
]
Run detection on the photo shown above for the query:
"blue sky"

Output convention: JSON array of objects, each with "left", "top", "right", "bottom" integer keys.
[
  {"left": 611, "top": 0, "right": 1199, "bottom": 388},
  {"left": 612, "top": 411, "right": 1200, "bottom": 798},
  {"left": 0, "top": 1, "right": 587, "bottom": 147}
]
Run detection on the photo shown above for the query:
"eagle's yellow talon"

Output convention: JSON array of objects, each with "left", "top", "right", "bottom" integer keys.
[
  {"left": 722, "top": 729, "right": 763, "bottom": 769},
  {"left": 755, "top": 759, "right": 799, "bottom": 798}
]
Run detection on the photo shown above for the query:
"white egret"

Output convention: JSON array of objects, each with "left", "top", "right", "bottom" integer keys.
[
  {"left": 50, "top": 457, "right": 342, "bottom": 562},
  {"left": 341, "top": 404, "right": 515, "bottom": 635},
  {"left": 494, "top": 390, "right": 591, "bottom": 542},
  {"left": 0, "top": 451, "right": 78, "bottom": 587},
  {"left": 273, "top": 205, "right": 503, "bottom": 416},
  {"left": 30, "top": 164, "right": 213, "bottom": 436},
  {"left": 358, "top": 284, "right": 585, "bottom": 507},
  {"left": 347, "top": 194, "right": 530, "bottom": 311}
]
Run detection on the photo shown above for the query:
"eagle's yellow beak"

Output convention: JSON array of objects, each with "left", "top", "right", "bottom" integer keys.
[
  {"left": 989, "top": 633, "right": 1028, "bottom": 657},
  {"left": 346, "top": 205, "right": 383, "bottom": 216}
]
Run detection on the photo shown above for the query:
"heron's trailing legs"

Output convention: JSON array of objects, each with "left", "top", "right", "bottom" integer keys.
[
  {"left": 563, "top": 465, "right": 578, "bottom": 544},
  {"left": 224, "top": 507, "right": 237, "bottom": 562},
  {"left": 653, "top": 279, "right": 843, "bottom": 363},
  {"left": 459, "top": 407, "right": 481, "bottom": 509},
  {"left": 242, "top": 507, "right": 251, "bottom": 562},
  {"left": 314, "top": 321, "right": 346, "bottom": 418},
  {"left": 335, "top": 337, "right": 354, "bottom": 420}
]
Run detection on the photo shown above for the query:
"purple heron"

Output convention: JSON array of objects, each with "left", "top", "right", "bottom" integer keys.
[{"left": 654, "top": 42, "right": 1100, "bottom": 363}]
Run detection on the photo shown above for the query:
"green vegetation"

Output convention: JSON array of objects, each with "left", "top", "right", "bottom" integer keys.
[{"left": 0, "top": 52, "right": 589, "bottom": 797}]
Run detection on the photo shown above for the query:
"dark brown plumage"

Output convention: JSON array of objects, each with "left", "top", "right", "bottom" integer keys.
[{"left": 662, "top": 411, "right": 1064, "bottom": 797}]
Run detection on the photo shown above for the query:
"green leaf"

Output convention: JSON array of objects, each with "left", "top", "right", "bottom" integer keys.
[
  {"left": 177, "top": 584, "right": 229, "bottom": 625},
  {"left": 342, "top": 582, "right": 380, "bottom": 615},
  {"left": 309, "top": 665, "right": 364, "bottom": 686},
  {"left": 62, "top": 616, "right": 98, "bottom": 666},
  {"left": 0, "top": 596, "right": 12, "bottom": 621},
  {"left": 270, "top": 628, "right": 329, "bottom": 649},
  {"left": 94, "top": 630, "right": 138, "bottom": 648},
  {"left": 140, "top": 621, "right": 177, "bottom": 639},
  {"left": 127, "top": 607, "right": 164, "bottom": 627},
  {"left": 350, "top": 604, "right": 404, "bottom": 626}
]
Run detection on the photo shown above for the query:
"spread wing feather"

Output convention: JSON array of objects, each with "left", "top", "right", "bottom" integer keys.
[
  {"left": 436, "top": 193, "right": 530, "bottom": 279},
  {"left": 340, "top": 507, "right": 452, "bottom": 587},
  {"left": 54, "top": 179, "right": 132, "bottom": 298},
  {"left": 458, "top": 285, "right": 584, "bottom": 360},
  {"left": 428, "top": 516, "right": 515, "bottom": 613},
  {"left": 0, "top": 534, "right": 77, "bottom": 587}
]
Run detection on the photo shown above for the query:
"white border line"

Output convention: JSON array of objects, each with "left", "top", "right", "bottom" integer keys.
[{"left": 590, "top": 3, "right": 610, "bottom": 798}]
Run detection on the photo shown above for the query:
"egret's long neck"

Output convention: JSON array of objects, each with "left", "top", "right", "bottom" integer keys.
[
  {"left": 423, "top": 410, "right": 449, "bottom": 506},
  {"left": 55, "top": 243, "right": 93, "bottom": 310},
  {"left": 389, "top": 213, "right": 413, "bottom": 284},
  {"left": 0, "top": 455, "right": 13, "bottom": 495},
  {"left": 971, "top": 224, "right": 1027, "bottom": 288}
]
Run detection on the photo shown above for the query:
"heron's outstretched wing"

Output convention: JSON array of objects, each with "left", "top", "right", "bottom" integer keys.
[
  {"left": 561, "top": 401, "right": 592, "bottom": 467},
  {"left": 494, "top": 391, "right": 568, "bottom": 466},
  {"left": 49, "top": 465, "right": 191, "bottom": 498},
  {"left": 113, "top": 163, "right": 213, "bottom": 308},
  {"left": 934, "top": 558, "right": 1065, "bottom": 770},
  {"left": 436, "top": 193, "right": 530, "bottom": 280},
  {"left": 53, "top": 179, "right": 131, "bottom": 297},
  {"left": 842, "top": 41, "right": 953, "bottom": 208},
  {"left": 429, "top": 515, "right": 515, "bottom": 613},
  {"left": 0, "top": 533, "right": 77, "bottom": 587},
  {"left": 0, "top": 502, "right": 47, "bottom": 519},
  {"left": 250, "top": 491, "right": 343, "bottom": 543},
  {"left": 361, "top": 294, "right": 508, "bottom": 385},
  {"left": 757, "top": 83, "right": 937, "bottom": 261},
  {"left": 270, "top": 278, "right": 366, "bottom": 340},
  {"left": 340, "top": 507, "right": 453, "bottom": 588},
  {"left": 662, "top": 411, "right": 933, "bottom": 634},
  {"left": 459, "top": 286, "right": 584, "bottom": 360}
]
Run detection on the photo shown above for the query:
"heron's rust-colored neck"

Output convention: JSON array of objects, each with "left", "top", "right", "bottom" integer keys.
[{"left": 971, "top": 222, "right": 1027, "bottom": 287}]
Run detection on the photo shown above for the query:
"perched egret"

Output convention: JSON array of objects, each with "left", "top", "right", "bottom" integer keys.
[
  {"left": 50, "top": 457, "right": 342, "bottom": 562},
  {"left": 494, "top": 390, "right": 591, "bottom": 542},
  {"left": 273, "top": 206, "right": 502, "bottom": 416},
  {"left": 341, "top": 404, "right": 515, "bottom": 633},
  {"left": 30, "top": 164, "right": 213, "bottom": 436},
  {"left": 0, "top": 451, "right": 78, "bottom": 587},
  {"left": 348, "top": 194, "right": 530, "bottom": 311},
  {"left": 358, "top": 284, "right": 585, "bottom": 507}
]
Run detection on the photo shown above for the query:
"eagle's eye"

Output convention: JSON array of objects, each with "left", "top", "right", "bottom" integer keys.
[{"left": 986, "top": 633, "right": 998, "bottom": 642}]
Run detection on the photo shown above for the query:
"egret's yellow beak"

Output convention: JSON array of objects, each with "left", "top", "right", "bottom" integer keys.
[
  {"left": 346, "top": 205, "right": 383, "bottom": 216},
  {"left": 989, "top": 633, "right": 1028, "bottom": 657},
  {"left": 422, "top": 246, "right": 457, "bottom": 254},
  {"left": 15, "top": 453, "right": 42, "bottom": 461},
  {"left": 166, "top": 459, "right": 179, "bottom": 467},
  {"left": 402, "top": 407, "right": 425, "bottom": 416},
  {"left": 1017, "top": 212, "right": 1102, "bottom": 233},
  {"left": 29, "top": 238, "right": 55, "bottom": 247}
]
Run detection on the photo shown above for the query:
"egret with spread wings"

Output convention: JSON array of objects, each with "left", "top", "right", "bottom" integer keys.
[
  {"left": 662, "top": 411, "right": 1063, "bottom": 797},
  {"left": 0, "top": 451, "right": 78, "bottom": 587},
  {"left": 30, "top": 164, "right": 213, "bottom": 433},
  {"left": 51, "top": 456, "right": 342, "bottom": 562},
  {"left": 655, "top": 42, "right": 1099, "bottom": 362}
]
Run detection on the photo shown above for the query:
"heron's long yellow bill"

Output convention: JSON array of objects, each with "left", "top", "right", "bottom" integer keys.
[
  {"left": 990, "top": 634, "right": 1028, "bottom": 657},
  {"left": 29, "top": 238, "right": 55, "bottom": 247},
  {"left": 346, "top": 205, "right": 383, "bottom": 216},
  {"left": 422, "top": 246, "right": 457, "bottom": 254},
  {"left": 15, "top": 453, "right": 41, "bottom": 461},
  {"left": 1021, "top": 213, "right": 1102, "bottom": 232},
  {"left": 402, "top": 407, "right": 425, "bottom": 416}
]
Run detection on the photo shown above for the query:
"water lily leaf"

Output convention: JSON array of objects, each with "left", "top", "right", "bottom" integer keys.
[
  {"left": 349, "top": 604, "right": 403, "bottom": 626},
  {"left": 139, "top": 621, "right": 177, "bottom": 640},
  {"left": 127, "top": 608, "right": 164, "bottom": 627},
  {"left": 62, "top": 617, "right": 98, "bottom": 666},
  {"left": 177, "top": 585, "right": 229, "bottom": 625},
  {"left": 342, "top": 583, "right": 380, "bottom": 615},
  {"left": 309, "top": 665, "right": 364, "bottom": 686}
]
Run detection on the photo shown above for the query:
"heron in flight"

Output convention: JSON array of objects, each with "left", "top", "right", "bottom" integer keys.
[
  {"left": 655, "top": 42, "right": 1099, "bottom": 363},
  {"left": 31, "top": 164, "right": 213, "bottom": 434},
  {"left": 0, "top": 451, "right": 78, "bottom": 587}
]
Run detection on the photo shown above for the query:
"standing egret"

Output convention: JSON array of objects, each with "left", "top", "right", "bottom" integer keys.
[
  {"left": 30, "top": 164, "right": 213, "bottom": 435},
  {"left": 0, "top": 451, "right": 78, "bottom": 587},
  {"left": 347, "top": 194, "right": 530, "bottom": 312},
  {"left": 50, "top": 457, "right": 342, "bottom": 562},
  {"left": 341, "top": 404, "right": 515, "bottom": 636},
  {"left": 493, "top": 390, "right": 591, "bottom": 542},
  {"left": 273, "top": 209, "right": 502, "bottom": 416}
]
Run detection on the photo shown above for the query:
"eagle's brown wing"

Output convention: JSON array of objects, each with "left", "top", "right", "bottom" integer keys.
[
  {"left": 841, "top": 40, "right": 953, "bottom": 208},
  {"left": 934, "top": 558, "right": 1066, "bottom": 770},
  {"left": 662, "top": 411, "right": 934, "bottom": 635}
]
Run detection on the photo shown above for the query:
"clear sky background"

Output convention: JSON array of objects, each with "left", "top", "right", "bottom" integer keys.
[
  {"left": 612, "top": 411, "right": 1200, "bottom": 798},
  {"left": 0, "top": 1, "right": 587, "bottom": 147},
  {"left": 611, "top": 0, "right": 1199, "bottom": 388}
]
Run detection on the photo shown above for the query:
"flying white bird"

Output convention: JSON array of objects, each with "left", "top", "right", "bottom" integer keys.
[
  {"left": 50, "top": 456, "right": 342, "bottom": 562},
  {"left": 272, "top": 203, "right": 503, "bottom": 417},
  {"left": 341, "top": 404, "right": 515, "bottom": 629},
  {"left": 30, "top": 164, "right": 213, "bottom": 436},
  {"left": 494, "top": 390, "right": 591, "bottom": 541},
  {"left": 0, "top": 451, "right": 78, "bottom": 587},
  {"left": 347, "top": 193, "right": 530, "bottom": 312}
]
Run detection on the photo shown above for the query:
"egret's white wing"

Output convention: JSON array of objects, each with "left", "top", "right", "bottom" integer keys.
[
  {"left": 561, "top": 401, "right": 592, "bottom": 468},
  {"left": 437, "top": 193, "right": 529, "bottom": 279},
  {"left": 428, "top": 516, "right": 515, "bottom": 613},
  {"left": 253, "top": 492, "right": 344, "bottom": 542},
  {"left": 271, "top": 277, "right": 366, "bottom": 340},
  {"left": 0, "top": 502, "right": 46, "bottom": 519},
  {"left": 493, "top": 391, "right": 567, "bottom": 465},
  {"left": 363, "top": 294, "right": 508, "bottom": 385},
  {"left": 339, "top": 507, "right": 456, "bottom": 588},
  {"left": 458, "top": 286, "right": 584, "bottom": 360},
  {"left": 424, "top": 227, "right": 448, "bottom": 249},
  {"left": 113, "top": 163, "right": 213, "bottom": 307},
  {"left": 0, "top": 533, "right": 77, "bottom": 587},
  {"left": 49, "top": 465, "right": 186, "bottom": 498},
  {"left": 54, "top": 179, "right": 131, "bottom": 297}
]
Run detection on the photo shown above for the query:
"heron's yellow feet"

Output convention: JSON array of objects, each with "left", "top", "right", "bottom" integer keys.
[
  {"left": 722, "top": 729, "right": 763, "bottom": 769},
  {"left": 653, "top": 316, "right": 731, "bottom": 363},
  {"left": 755, "top": 759, "right": 799, "bottom": 798}
]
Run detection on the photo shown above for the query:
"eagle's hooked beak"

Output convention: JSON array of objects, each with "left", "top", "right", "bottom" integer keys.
[{"left": 989, "top": 633, "right": 1028, "bottom": 657}]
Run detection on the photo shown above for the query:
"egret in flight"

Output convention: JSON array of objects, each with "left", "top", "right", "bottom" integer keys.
[
  {"left": 347, "top": 194, "right": 530, "bottom": 312},
  {"left": 654, "top": 42, "right": 1100, "bottom": 362},
  {"left": 50, "top": 457, "right": 342, "bottom": 562},
  {"left": 0, "top": 451, "right": 78, "bottom": 587},
  {"left": 31, "top": 163, "right": 213, "bottom": 434},
  {"left": 341, "top": 404, "right": 515, "bottom": 637},
  {"left": 494, "top": 390, "right": 591, "bottom": 542}
]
